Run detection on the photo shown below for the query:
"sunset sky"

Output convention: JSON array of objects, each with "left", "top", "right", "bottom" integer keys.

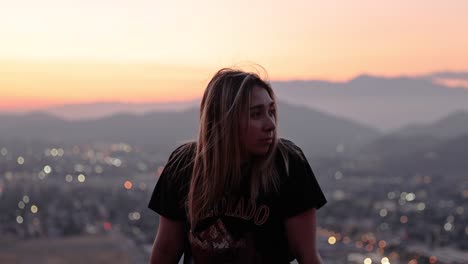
[{"left": 1, "top": 0, "right": 468, "bottom": 111}]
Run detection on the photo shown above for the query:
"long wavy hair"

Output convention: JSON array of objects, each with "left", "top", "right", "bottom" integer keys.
[{"left": 177, "top": 67, "right": 296, "bottom": 228}]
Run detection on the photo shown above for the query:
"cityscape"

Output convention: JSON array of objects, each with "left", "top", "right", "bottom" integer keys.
[{"left": 0, "top": 135, "right": 466, "bottom": 263}]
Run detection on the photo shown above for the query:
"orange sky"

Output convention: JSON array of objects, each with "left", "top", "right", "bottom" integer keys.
[{"left": 1, "top": 0, "right": 468, "bottom": 111}]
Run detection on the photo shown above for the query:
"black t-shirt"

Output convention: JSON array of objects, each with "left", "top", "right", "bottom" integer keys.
[{"left": 148, "top": 138, "right": 327, "bottom": 263}]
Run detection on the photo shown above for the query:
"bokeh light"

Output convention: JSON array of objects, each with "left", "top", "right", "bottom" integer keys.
[
  {"left": 17, "top": 156, "right": 25, "bottom": 165},
  {"left": 378, "top": 240, "right": 387, "bottom": 248},
  {"left": 65, "top": 174, "right": 73, "bottom": 182},
  {"left": 103, "top": 222, "right": 112, "bottom": 231},
  {"left": 0, "top": 147, "right": 7, "bottom": 156},
  {"left": 379, "top": 209, "right": 388, "bottom": 217},
  {"left": 31, "top": 205, "right": 38, "bottom": 213},
  {"left": 43, "top": 165, "right": 52, "bottom": 174},
  {"left": 400, "top": 215, "right": 408, "bottom": 224},
  {"left": 381, "top": 257, "right": 390, "bottom": 264},
  {"left": 77, "top": 174, "right": 86, "bottom": 183},
  {"left": 124, "top": 180, "right": 133, "bottom": 190}
]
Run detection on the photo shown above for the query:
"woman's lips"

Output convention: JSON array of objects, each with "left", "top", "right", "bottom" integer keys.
[{"left": 260, "top": 138, "right": 273, "bottom": 144}]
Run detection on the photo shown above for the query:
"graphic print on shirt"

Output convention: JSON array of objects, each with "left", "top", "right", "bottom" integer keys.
[{"left": 188, "top": 196, "right": 270, "bottom": 263}]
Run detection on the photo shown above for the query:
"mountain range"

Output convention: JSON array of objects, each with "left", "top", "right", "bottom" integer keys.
[
  {"left": 0, "top": 101, "right": 380, "bottom": 158},
  {"left": 1, "top": 102, "right": 467, "bottom": 160},
  {"left": 272, "top": 72, "right": 468, "bottom": 131},
  {"left": 14, "top": 71, "right": 468, "bottom": 133}
]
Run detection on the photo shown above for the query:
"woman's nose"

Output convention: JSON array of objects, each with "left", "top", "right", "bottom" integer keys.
[{"left": 265, "top": 115, "right": 276, "bottom": 131}]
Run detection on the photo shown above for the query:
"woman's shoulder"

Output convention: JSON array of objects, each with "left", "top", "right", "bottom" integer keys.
[
  {"left": 171, "top": 140, "right": 197, "bottom": 156},
  {"left": 276, "top": 138, "right": 305, "bottom": 159},
  {"left": 165, "top": 140, "right": 197, "bottom": 173},
  {"left": 277, "top": 138, "right": 299, "bottom": 149},
  {"left": 274, "top": 138, "right": 308, "bottom": 177}
]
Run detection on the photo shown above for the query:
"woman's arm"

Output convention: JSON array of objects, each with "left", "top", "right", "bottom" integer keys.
[
  {"left": 150, "top": 215, "right": 186, "bottom": 264},
  {"left": 285, "top": 208, "right": 324, "bottom": 264}
]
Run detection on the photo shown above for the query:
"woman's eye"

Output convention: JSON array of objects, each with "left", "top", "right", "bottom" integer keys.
[{"left": 251, "top": 112, "right": 261, "bottom": 118}]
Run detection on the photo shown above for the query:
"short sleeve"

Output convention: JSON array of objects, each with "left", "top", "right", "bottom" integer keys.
[
  {"left": 148, "top": 143, "right": 194, "bottom": 221},
  {"left": 279, "top": 143, "right": 327, "bottom": 218}
]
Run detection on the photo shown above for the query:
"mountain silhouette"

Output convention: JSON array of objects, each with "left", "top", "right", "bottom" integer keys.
[
  {"left": 272, "top": 72, "right": 468, "bottom": 131},
  {"left": 0, "top": 102, "right": 381, "bottom": 158},
  {"left": 10, "top": 72, "right": 467, "bottom": 132}
]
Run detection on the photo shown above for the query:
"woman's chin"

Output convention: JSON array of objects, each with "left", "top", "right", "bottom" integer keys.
[{"left": 251, "top": 146, "right": 270, "bottom": 156}]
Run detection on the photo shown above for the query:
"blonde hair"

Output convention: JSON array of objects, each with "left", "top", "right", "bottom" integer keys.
[{"left": 176, "top": 67, "right": 298, "bottom": 228}]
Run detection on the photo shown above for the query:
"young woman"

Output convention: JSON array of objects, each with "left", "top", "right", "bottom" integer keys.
[{"left": 148, "top": 68, "right": 327, "bottom": 263}]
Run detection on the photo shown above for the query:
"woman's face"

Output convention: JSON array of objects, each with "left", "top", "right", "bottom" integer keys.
[{"left": 240, "top": 85, "right": 276, "bottom": 159}]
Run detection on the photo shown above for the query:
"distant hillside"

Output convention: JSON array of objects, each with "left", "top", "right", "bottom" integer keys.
[
  {"left": 389, "top": 110, "right": 468, "bottom": 139},
  {"left": 0, "top": 102, "right": 381, "bottom": 158},
  {"left": 276, "top": 103, "right": 380, "bottom": 157},
  {"left": 41, "top": 100, "right": 200, "bottom": 121},
  {"left": 356, "top": 110, "right": 468, "bottom": 159},
  {"left": 272, "top": 72, "right": 468, "bottom": 131},
  {"left": 356, "top": 134, "right": 443, "bottom": 159},
  {"left": 381, "top": 132, "right": 468, "bottom": 179},
  {"left": 6, "top": 71, "right": 467, "bottom": 132}
]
